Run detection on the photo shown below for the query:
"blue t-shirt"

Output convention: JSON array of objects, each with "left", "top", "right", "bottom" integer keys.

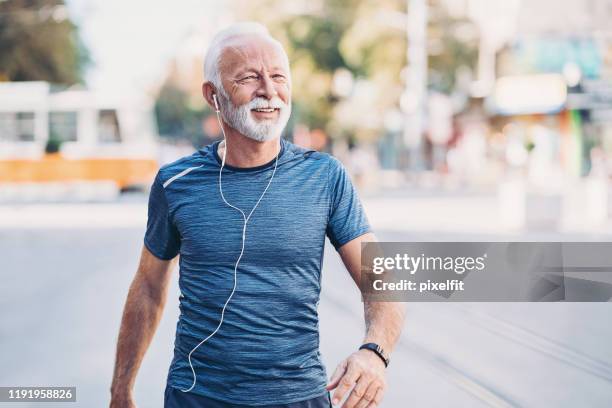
[{"left": 144, "top": 138, "right": 371, "bottom": 405}]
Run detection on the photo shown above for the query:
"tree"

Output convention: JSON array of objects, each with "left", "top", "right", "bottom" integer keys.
[
  {"left": 231, "top": 0, "right": 408, "bottom": 141},
  {"left": 154, "top": 79, "right": 209, "bottom": 146},
  {"left": 427, "top": 2, "right": 478, "bottom": 94},
  {"left": 0, "top": 0, "right": 90, "bottom": 84}
]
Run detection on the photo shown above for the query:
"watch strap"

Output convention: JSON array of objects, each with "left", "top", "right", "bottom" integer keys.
[{"left": 359, "top": 343, "right": 390, "bottom": 367}]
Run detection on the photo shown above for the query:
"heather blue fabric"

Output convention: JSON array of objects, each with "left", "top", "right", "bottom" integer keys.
[{"left": 144, "top": 137, "right": 371, "bottom": 406}]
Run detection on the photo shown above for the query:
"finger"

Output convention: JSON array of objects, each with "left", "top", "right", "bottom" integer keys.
[
  {"left": 354, "top": 382, "right": 380, "bottom": 408},
  {"left": 365, "top": 387, "right": 384, "bottom": 408},
  {"left": 326, "top": 359, "right": 348, "bottom": 390},
  {"left": 331, "top": 363, "right": 361, "bottom": 406},
  {"left": 342, "top": 375, "right": 373, "bottom": 408}
]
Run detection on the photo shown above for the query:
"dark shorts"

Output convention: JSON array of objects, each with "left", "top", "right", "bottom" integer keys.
[{"left": 164, "top": 385, "right": 333, "bottom": 408}]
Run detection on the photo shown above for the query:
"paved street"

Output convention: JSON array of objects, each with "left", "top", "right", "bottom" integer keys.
[{"left": 1, "top": 191, "right": 612, "bottom": 407}]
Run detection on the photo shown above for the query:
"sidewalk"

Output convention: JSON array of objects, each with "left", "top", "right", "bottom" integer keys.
[{"left": 2, "top": 188, "right": 612, "bottom": 238}]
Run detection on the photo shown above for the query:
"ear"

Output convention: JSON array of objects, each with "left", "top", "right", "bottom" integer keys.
[{"left": 202, "top": 82, "right": 218, "bottom": 111}]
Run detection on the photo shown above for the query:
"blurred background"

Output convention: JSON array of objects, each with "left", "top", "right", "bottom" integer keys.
[{"left": 1, "top": 0, "right": 612, "bottom": 407}]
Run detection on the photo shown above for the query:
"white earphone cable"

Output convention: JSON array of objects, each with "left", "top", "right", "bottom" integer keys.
[{"left": 180, "top": 102, "right": 279, "bottom": 393}]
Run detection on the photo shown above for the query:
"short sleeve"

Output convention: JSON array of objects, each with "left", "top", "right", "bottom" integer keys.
[
  {"left": 143, "top": 172, "right": 181, "bottom": 260},
  {"left": 326, "top": 157, "right": 372, "bottom": 250}
]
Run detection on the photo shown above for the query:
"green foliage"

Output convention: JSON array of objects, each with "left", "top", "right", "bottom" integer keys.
[
  {"left": 230, "top": 1, "right": 382, "bottom": 138},
  {"left": 154, "top": 81, "right": 208, "bottom": 146},
  {"left": 427, "top": 5, "right": 478, "bottom": 93},
  {"left": 232, "top": 0, "right": 406, "bottom": 138},
  {"left": 0, "top": 0, "right": 90, "bottom": 84},
  {"left": 223, "top": 0, "right": 478, "bottom": 141},
  {"left": 284, "top": 15, "right": 349, "bottom": 73}
]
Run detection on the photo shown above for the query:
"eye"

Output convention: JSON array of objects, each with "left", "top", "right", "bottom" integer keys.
[
  {"left": 241, "top": 74, "right": 258, "bottom": 82},
  {"left": 272, "top": 74, "right": 286, "bottom": 81}
]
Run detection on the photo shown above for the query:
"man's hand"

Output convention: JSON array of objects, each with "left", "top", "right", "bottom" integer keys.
[
  {"left": 333, "top": 233, "right": 406, "bottom": 407},
  {"left": 326, "top": 349, "right": 387, "bottom": 408}
]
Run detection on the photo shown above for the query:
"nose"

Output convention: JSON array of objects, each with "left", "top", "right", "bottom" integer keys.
[{"left": 256, "top": 73, "right": 277, "bottom": 100}]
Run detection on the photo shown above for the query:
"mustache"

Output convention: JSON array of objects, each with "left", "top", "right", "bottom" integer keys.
[{"left": 247, "top": 96, "right": 287, "bottom": 110}]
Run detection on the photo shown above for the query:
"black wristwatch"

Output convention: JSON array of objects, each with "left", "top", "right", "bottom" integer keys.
[{"left": 359, "top": 343, "right": 390, "bottom": 368}]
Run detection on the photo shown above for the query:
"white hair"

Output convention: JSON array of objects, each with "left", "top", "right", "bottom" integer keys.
[{"left": 203, "top": 22, "right": 289, "bottom": 96}]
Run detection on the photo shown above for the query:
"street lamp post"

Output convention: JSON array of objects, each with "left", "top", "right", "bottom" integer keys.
[{"left": 403, "top": 0, "right": 428, "bottom": 172}]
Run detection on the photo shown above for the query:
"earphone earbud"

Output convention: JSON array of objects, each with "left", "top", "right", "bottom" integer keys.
[{"left": 213, "top": 93, "right": 220, "bottom": 112}]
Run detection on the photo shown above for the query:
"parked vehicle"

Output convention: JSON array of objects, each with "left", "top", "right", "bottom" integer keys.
[{"left": 0, "top": 81, "right": 159, "bottom": 195}]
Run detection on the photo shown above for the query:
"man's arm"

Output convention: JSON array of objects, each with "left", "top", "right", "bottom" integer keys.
[
  {"left": 109, "top": 245, "right": 178, "bottom": 408},
  {"left": 326, "top": 232, "right": 406, "bottom": 408}
]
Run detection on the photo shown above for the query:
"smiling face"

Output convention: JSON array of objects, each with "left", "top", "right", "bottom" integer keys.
[{"left": 215, "top": 35, "right": 292, "bottom": 141}]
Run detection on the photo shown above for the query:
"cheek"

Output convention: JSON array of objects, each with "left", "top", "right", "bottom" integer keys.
[
  {"left": 276, "top": 85, "right": 290, "bottom": 104},
  {"left": 230, "top": 84, "right": 256, "bottom": 105}
]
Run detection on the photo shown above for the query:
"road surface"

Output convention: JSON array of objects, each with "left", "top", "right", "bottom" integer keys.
[{"left": 1, "top": 191, "right": 611, "bottom": 407}]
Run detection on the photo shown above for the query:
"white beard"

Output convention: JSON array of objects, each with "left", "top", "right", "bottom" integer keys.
[{"left": 218, "top": 93, "right": 291, "bottom": 142}]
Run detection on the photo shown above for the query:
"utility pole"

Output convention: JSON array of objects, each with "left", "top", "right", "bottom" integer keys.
[{"left": 403, "top": 0, "right": 428, "bottom": 172}]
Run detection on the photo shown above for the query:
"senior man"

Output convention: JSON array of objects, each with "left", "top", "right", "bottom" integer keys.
[{"left": 110, "top": 23, "right": 405, "bottom": 408}]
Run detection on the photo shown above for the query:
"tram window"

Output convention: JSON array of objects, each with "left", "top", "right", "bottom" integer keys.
[
  {"left": 49, "top": 111, "right": 78, "bottom": 142},
  {"left": 98, "top": 109, "right": 121, "bottom": 143},
  {"left": 0, "top": 112, "right": 35, "bottom": 142}
]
